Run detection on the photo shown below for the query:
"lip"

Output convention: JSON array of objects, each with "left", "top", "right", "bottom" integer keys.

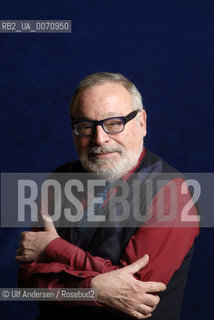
[{"left": 90, "top": 152, "right": 118, "bottom": 159}]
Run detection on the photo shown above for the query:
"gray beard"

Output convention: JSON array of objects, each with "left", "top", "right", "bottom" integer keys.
[{"left": 80, "top": 143, "right": 143, "bottom": 181}]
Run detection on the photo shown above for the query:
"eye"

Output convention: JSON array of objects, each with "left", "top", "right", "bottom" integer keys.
[
  {"left": 75, "top": 122, "right": 94, "bottom": 134},
  {"left": 110, "top": 121, "right": 121, "bottom": 126},
  {"left": 104, "top": 119, "right": 123, "bottom": 132},
  {"left": 76, "top": 122, "right": 93, "bottom": 129},
  {"left": 105, "top": 120, "right": 122, "bottom": 126}
]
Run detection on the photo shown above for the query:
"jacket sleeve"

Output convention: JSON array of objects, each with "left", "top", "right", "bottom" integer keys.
[{"left": 18, "top": 177, "right": 199, "bottom": 306}]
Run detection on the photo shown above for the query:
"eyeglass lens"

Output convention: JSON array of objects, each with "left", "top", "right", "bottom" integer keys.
[{"left": 75, "top": 118, "right": 124, "bottom": 135}]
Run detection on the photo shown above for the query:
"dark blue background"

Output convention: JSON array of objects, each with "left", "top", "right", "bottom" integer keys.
[{"left": 0, "top": 1, "right": 213, "bottom": 319}]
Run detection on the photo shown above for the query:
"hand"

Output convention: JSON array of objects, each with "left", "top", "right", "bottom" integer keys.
[
  {"left": 91, "top": 255, "right": 166, "bottom": 319},
  {"left": 16, "top": 215, "right": 60, "bottom": 263}
]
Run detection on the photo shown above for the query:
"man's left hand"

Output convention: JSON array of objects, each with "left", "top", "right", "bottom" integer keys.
[{"left": 16, "top": 216, "right": 59, "bottom": 263}]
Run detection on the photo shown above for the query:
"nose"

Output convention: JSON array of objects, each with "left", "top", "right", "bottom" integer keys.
[{"left": 91, "top": 125, "right": 110, "bottom": 146}]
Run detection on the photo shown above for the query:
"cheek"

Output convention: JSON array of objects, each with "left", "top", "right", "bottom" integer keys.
[
  {"left": 74, "top": 137, "right": 90, "bottom": 155},
  {"left": 119, "top": 128, "right": 143, "bottom": 152},
  {"left": 112, "top": 135, "right": 136, "bottom": 153}
]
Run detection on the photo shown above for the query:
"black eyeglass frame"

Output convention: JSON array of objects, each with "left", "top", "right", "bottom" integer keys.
[{"left": 71, "top": 109, "right": 140, "bottom": 136}]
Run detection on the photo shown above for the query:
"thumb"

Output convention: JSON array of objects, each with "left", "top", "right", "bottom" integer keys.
[
  {"left": 42, "top": 215, "right": 57, "bottom": 233},
  {"left": 124, "top": 254, "right": 149, "bottom": 275}
]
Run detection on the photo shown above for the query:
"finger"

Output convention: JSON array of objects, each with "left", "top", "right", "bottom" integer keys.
[
  {"left": 137, "top": 303, "right": 155, "bottom": 315},
  {"left": 16, "top": 249, "right": 36, "bottom": 263},
  {"left": 15, "top": 255, "right": 31, "bottom": 263},
  {"left": 141, "top": 293, "right": 160, "bottom": 308},
  {"left": 132, "top": 311, "right": 152, "bottom": 319},
  {"left": 142, "top": 281, "right": 166, "bottom": 293},
  {"left": 42, "top": 215, "right": 56, "bottom": 232},
  {"left": 124, "top": 255, "right": 149, "bottom": 274},
  {"left": 142, "top": 314, "right": 152, "bottom": 319},
  {"left": 20, "top": 232, "right": 27, "bottom": 239},
  {"left": 141, "top": 313, "right": 152, "bottom": 319},
  {"left": 18, "top": 241, "right": 24, "bottom": 249},
  {"left": 16, "top": 248, "right": 23, "bottom": 255},
  {"left": 20, "top": 240, "right": 31, "bottom": 250}
]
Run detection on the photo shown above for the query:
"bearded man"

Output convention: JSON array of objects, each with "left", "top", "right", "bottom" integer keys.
[{"left": 16, "top": 73, "right": 199, "bottom": 320}]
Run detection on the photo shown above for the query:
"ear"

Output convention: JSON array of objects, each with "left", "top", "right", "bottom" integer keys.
[{"left": 139, "top": 109, "right": 147, "bottom": 137}]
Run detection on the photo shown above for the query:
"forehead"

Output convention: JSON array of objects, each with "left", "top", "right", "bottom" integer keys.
[{"left": 72, "top": 82, "right": 133, "bottom": 119}]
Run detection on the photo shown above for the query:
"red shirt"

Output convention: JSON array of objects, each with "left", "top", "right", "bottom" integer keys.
[{"left": 18, "top": 149, "right": 200, "bottom": 309}]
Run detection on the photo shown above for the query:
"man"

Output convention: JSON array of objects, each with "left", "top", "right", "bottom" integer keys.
[{"left": 16, "top": 73, "right": 199, "bottom": 320}]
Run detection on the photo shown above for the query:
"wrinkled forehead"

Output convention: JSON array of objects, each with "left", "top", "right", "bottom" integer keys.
[{"left": 71, "top": 83, "right": 133, "bottom": 118}]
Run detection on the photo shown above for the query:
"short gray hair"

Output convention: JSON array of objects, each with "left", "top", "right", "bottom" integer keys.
[{"left": 70, "top": 72, "right": 143, "bottom": 115}]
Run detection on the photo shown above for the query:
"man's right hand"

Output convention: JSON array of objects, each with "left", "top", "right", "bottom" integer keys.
[{"left": 91, "top": 255, "right": 166, "bottom": 319}]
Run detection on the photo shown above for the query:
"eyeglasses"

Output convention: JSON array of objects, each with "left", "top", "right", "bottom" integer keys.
[{"left": 71, "top": 109, "right": 140, "bottom": 136}]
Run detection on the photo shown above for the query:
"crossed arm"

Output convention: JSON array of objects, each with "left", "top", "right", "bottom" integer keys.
[
  {"left": 16, "top": 217, "right": 166, "bottom": 319},
  {"left": 16, "top": 179, "right": 199, "bottom": 319}
]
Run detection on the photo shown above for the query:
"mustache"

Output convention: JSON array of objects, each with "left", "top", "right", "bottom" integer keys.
[{"left": 87, "top": 146, "right": 124, "bottom": 155}]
